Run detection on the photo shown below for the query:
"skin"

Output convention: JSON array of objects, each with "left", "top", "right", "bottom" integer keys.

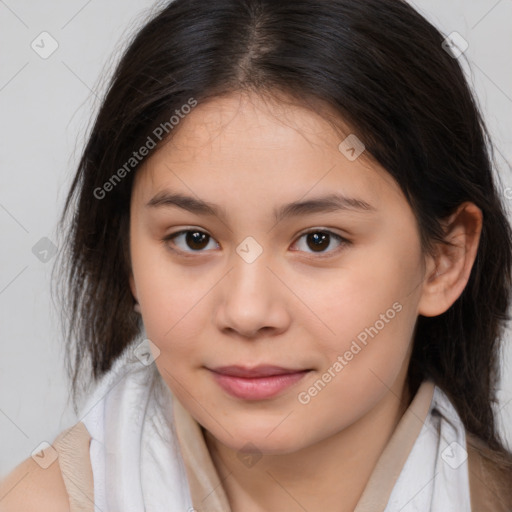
[
  {"left": 128, "top": 90, "right": 482, "bottom": 512},
  {"left": 0, "top": 90, "right": 482, "bottom": 512}
]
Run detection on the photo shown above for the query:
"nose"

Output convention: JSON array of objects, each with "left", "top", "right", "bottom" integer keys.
[{"left": 215, "top": 251, "right": 291, "bottom": 339}]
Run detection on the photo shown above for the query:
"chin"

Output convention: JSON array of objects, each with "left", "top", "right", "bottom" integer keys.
[{"left": 208, "top": 420, "right": 312, "bottom": 455}]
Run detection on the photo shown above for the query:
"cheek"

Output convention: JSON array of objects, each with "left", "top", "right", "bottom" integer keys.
[
  {"left": 293, "top": 294, "right": 418, "bottom": 446},
  {"left": 130, "top": 236, "right": 209, "bottom": 353},
  {"left": 299, "top": 242, "right": 423, "bottom": 409},
  {"left": 307, "top": 247, "right": 421, "bottom": 351}
]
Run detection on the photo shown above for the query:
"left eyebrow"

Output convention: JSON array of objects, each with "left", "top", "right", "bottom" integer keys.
[
  {"left": 274, "top": 193, "right": 377, "bottom": 223},
  {"left": 145, "top": 189, "right": 376, "bottom": 223}
]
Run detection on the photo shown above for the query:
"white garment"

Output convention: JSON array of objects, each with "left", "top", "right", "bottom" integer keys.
[
  {"left": 79, "top": 337, "right": 472, "bottom": 512},
  {"left": 385, "top": 389, "right": 472, "bottom": 511}
]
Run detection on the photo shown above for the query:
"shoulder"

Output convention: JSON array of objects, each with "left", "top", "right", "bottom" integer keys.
[
  {"left": 0, "top": 447, "right": 70, "bottom": 511},
  {"left": 0, "top": 421, "right": 93, "bottom": 512}
]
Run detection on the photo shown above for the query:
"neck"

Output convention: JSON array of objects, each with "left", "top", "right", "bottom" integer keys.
[{"left": 204, "top": 375, "right": 413, "bottom": 512}]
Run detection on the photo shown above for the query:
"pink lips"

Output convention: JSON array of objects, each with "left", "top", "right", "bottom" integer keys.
[{"left": 209, "top": 365, "right": 310, "bottom": 400}]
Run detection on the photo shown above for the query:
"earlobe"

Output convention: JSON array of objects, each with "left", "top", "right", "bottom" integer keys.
[
  {"left": 129, "top": 273, "right": 142, "bottom": 313},
  {"left": 418, "top": 202, "right": 483, "bottom": 317}
]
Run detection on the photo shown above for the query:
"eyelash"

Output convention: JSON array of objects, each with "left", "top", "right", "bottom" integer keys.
[{"left": 161, "top": 228, "right": 351, "bottom": 258}]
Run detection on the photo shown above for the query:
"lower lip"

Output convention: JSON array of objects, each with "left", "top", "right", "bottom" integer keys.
[{"left": 210, "top": 370, "right": 310, "bottom": 400}]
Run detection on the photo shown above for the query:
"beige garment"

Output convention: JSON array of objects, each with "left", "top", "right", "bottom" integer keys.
[
  {"left": 52, "top": 379, "right": 509, "bottom": 512},
  {"left": 52, "top": 421, "right": 95, "bottom": 512}
]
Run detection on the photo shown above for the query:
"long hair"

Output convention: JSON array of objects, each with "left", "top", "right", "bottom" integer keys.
[{"left": 54, "top": 0, "right": 512, "bottom": 479}]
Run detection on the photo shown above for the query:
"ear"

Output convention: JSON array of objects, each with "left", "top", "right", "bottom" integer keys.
[{"left": 418, "top": 202, "right": 483, "bottom": 317}]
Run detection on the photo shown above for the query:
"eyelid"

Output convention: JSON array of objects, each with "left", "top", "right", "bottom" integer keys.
[
  {"left": 162, "top": 228, "right": 218, "bottom": 257},
  {"left": 290, "top": 228, "right": 350, "bottom": 257},
  {"left": 162, "top": 227, "right": 351, "bottom": 257}
]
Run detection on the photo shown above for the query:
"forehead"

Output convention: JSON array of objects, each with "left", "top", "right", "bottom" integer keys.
[{"left": 132, "top": 91, "right": 402, "bottom": 209}]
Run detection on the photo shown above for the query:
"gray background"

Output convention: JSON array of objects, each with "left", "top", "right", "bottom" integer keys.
[{"left": 1, "top": 0, "right": 511, "bottom": 475}]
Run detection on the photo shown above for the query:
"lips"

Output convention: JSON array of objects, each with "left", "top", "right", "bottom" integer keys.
[
  {"left": 208, "top": 365, "right": 311, "bottom": 400},
  {"left": 211, "top": 365, "right": 306, "bottom": 378}
]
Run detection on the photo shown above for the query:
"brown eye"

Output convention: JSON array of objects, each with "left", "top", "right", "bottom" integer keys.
[
  {"left": 163, "top": 228, "right": 349, "bottom": 257},
  {"left": 164, "top": 229, "right": 218, "bottom": 253},
  {"left": 306, "top": 232, "right": 330, "bottom": 252},
  {"left": 293, "top": 230, "right": 349, "bottom": 256}
]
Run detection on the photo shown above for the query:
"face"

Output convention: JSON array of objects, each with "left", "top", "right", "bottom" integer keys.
[{"left": 129, "top": 91, "right": 428, "bottom": 454}]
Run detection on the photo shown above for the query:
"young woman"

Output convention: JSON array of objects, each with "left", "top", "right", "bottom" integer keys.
[{"left": 2, "top": 0, "right": 511, "bottom": 510}]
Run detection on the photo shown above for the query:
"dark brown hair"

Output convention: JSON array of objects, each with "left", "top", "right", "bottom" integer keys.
[{"left": 54, "top": 0, "right": 512, "bottom": 488}]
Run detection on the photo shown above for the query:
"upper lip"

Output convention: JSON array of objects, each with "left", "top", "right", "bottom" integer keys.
[{"left": 209, "top": 365, "right": 308, "bottom": 378}]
